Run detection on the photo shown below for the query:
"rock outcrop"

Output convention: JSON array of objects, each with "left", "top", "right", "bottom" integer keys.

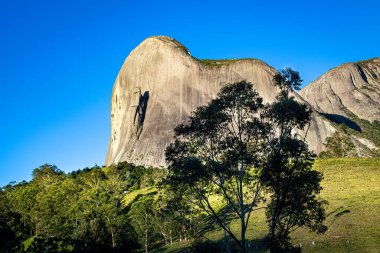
[
  {"left": 300, "top": 58, "right": 380, "bottom": 123},
  {"left": 105, "top": 36, "right": 337, "bottom": 167}
]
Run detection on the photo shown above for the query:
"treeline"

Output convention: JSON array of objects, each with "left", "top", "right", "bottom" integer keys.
[{"left": 0, "top": 162, "right": 201, "bottom": 253}]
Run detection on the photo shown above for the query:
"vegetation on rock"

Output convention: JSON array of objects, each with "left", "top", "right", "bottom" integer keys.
[{"left": 319, "top": 125, "right": 356, "bottom": 158}]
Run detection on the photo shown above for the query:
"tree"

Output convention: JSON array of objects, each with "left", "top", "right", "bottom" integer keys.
[
  {"left": 262, "top": 68, "right": 327, "bottom": 250},
  {"left": 154, "top": 189, "right": 202, "bottom": 245},
  {"left": 128, "top": 195, "right": 157, "bottom": 253},
  {"left": 30, "top": 168, "right": 69, "bottom": 239},
  {"left": 320, "top": 125, "right": 356, "bottom": 158},
  {"left": 165, "top": 81, "right": 270, "bottom": 252},
  {"left": 69, "top": 166, "right": 132, "bottom": 252},
  {"left": 153, "top": 190, "right": 182, "bottom": 245},
  {"left": 0, "top": 188, "right": 24, "bottom": 253},
  {"left": 102, "top": 166, "right": 132, "bottom": 249}
]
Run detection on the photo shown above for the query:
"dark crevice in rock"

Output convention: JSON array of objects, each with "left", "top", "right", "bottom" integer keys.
[
  {"left": 133, "top": 91, "right": 150, "bottom": 139},
  {"left": 356, "top": 65, "right": 368, "bottom": 84}
]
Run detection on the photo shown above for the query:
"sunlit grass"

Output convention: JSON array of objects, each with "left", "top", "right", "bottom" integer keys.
[{"left": 122, "top": 187, "right": 157, "bottom": 207}]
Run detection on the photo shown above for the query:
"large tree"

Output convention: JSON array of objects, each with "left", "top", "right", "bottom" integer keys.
[
  {"left": 262, "top": 68, "right": 327, "bottom": 250},
  {"left": 165, "top": 81, "right": 270, "bottom": 252}
]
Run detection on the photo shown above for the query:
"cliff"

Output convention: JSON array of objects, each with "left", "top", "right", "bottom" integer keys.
[
  {"left": 105, "top": 36, "right": 338, "bottom": 167},
  {"left": 300, "top": 58, "right": 380, "bottom": 122}
]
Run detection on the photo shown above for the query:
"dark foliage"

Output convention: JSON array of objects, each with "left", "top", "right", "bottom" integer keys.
[
  {"left": 263, "top": 69, "right": 327, "bottom": 251},
  {"left": 166, "top": 81, "right": 269, "bottom": 252}
]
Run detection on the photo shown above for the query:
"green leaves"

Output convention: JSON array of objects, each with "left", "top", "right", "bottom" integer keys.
[
  {"left": 1, "top": 164, "right": 139, "bottom": 252},
  {"left": 320, "top": 129, "right": 356, "bottom": 158}
]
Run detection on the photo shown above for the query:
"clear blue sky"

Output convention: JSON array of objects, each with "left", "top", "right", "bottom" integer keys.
[{"left": 1, "top": 0, "right": 379, "bottom": 186}]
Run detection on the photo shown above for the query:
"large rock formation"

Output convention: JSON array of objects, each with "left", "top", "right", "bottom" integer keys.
[
  {"left": 105, "top": 36, "right": 337, "bottom": 167},
  {"left": 300, "top": 58, "right": 380, "bottom": 123}
]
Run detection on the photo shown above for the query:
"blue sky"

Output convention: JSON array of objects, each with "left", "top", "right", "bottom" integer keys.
[{"left": 0, "top": 0, "right": 379, "bottom": 185}]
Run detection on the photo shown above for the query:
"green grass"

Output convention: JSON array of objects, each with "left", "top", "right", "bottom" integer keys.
[
  {"left": 291, "top": 158, "right": 380, "bottom": 252},
  {"left": 153, "top": 158, "right": 380, "bottom": 252},
  {"left": 122, "top": 187, "right": 157, "bottom": 207},
  {"left": 22, "top": 236, "right": 35, "bottom": 251}
]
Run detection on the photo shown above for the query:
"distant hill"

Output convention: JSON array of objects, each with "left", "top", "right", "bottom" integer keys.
[
  {"left": 300, "top": 58, "right": 380, "bottom": 150},
  {"left": 300, "top": 58, "right": 380, "bottom": 123}
]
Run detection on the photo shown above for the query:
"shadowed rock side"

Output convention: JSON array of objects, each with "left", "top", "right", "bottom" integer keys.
[
  {"left": 300, "top": 58, "right": 380, "bottom": 122},
  {"left": 106, "top": 36, "right": 336, "bottom": 167}
]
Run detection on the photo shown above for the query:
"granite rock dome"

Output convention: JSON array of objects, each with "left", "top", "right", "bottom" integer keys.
[{"left": 106, "top": 36, "right": 377, "bottom": 166}]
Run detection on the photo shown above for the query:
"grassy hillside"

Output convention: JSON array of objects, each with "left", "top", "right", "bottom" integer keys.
[{"left": 154, "top": 158, "right": 380, "bottom": 253}]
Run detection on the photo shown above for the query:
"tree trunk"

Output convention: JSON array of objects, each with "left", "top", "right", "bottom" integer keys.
[
  {"left": 111, "top": 228, "right": 116, "bottom": 248},
  {"left": 160, "top": 229, "right": 168, "bottom": 245},
  {"left": 270, "top": 203, "right": 278, "bottom": 253},
  {"left": 241, "top": 213, "right": 246, "bottom": 253},
  {"left": 145, "top": 228, "right": 148, "bottom": 253},
  {"left": 224, "top": 204, "right": 231, "bottom": 253},
  {"left": 106, "top": 215, "right": 116, "bottom": 248},
  {"left": 270, "top": 217, "right": 276, "bottom": 253},
  {"left": 145, "top": 213, "right": 149, "bottom": 253},
  {"left": 239, "top": 172, "right": 246, "bottom": 253}
]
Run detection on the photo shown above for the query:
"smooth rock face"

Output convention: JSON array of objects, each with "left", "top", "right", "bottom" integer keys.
[
  {"left": 300, "top": 58, "right": 380, "bottom": 122},
  {"left": 105, "top": 36, "right": 336, "bottom": 167}
]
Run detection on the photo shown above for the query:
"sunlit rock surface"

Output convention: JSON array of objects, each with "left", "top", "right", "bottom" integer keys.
[
  {"left": 106, "top": 36, "right": 378, "bottom": 167},
  {"left": 300, "top": 58, "right": 380, "bottom": 122}
]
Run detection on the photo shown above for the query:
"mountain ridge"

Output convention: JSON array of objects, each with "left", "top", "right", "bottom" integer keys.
[
  {"left": 106, "top": 36, "right": 378, "bottom": 166},
  {"left": 300, "top": 57, "right": 380, "bottom": 123}
]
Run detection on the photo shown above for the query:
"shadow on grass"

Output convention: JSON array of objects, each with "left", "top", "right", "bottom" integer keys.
[
  {"left": 200, "top": 203, "right": 263, "bottom": 233},
  {"left": 326, "top": 206, "right": 351, "bottom": 227},
  {"left": 153, "top": 205, "right": 304, "bottom": 252},
  {"left": 152, "top": 236, "right": 305, "bottom": 253},
  {"left": 191, "top": 236, "right": 302, "bottom": 253},
  {"left": 193, "top": 203, "right": 242, "bottom": 236}
]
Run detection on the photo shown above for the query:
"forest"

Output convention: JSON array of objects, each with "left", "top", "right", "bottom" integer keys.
[{"left": 0, "top": 161, "right": 200, "bottom": 253}]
